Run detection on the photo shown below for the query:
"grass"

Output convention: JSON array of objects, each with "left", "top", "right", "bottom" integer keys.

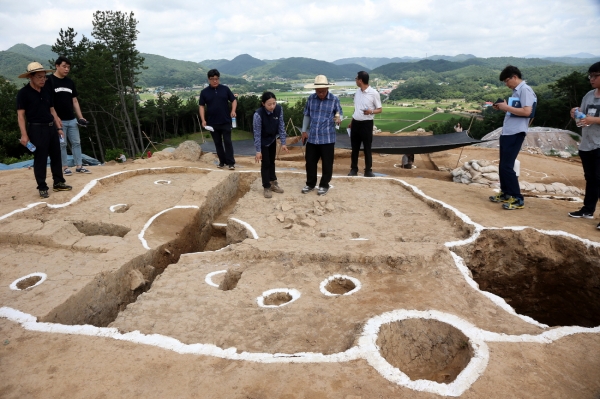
[{"left": 158, "top": 129, "right": 253, "bottom": 149}]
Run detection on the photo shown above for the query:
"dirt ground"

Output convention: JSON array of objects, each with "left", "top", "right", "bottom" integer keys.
[{"left": 1, "top": 146, "right": 599, "bottom": 399}]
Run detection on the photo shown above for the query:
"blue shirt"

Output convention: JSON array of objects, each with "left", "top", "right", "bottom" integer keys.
[
  {"left": 303, "top": 92, "right": 342, "bottom": 145},
  {"left": 253, "top": 106, "right": 286, "bottom": 152},
  {"left": 199, "top": 84, "right": 236, "bottom": 125},
  {"left": 502, "top": 81, "right": 536, "bottom": 136}
]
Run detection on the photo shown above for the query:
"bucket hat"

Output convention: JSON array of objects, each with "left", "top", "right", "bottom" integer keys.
[
  {"left": 304, "top": 75, "right": 336, "bottom": 89},
  {"left": 18, "top": 62, "right": 55, "bottom": 78}
]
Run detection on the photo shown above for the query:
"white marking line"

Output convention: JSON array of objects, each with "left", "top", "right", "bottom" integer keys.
[
  {"left": 205, "top": 270, "right": 227, "bottom": 287},
  {"left": 154, "top": 180, "right": 171, "bottom": 185},
  {"left": 256, "top": 288, "right": 301, "bottom": 308},
  {"left": 2, "top": 305, "right": 597, "bottom": 397},
  {"left": 319, "top": 275, "right": 362, "bottom": 297},
  {"left": 0, "top": 202, "right": 45, "bottom": 221},
  {"left": 9, "top": 273, "right": 47, "bottom": 291},
  {"left": 109, "top": 204, "right": 128, "bottom": 213},
  {"left": 229, "top": 217, "right": 259, "bottom": 240},
  {"left": 138, "top": 206, "right": 199, "bottom": 250},
  {"left": 350, "top": 238, "right": 369, "bottom": 241}
]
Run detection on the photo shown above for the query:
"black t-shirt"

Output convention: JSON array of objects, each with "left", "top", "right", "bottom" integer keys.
[
  {"left": 199, "top": 84, "right": 235, "bottom": 125},
  {"left": 16, "top": 83, "right": 54, "bottom": 124},
  {"left": 46, "top": 74, "right": 78, "bottom": 120}
]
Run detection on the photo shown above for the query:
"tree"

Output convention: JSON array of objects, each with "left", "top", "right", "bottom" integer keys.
[
  {"left": 0, "top": 78, "right": 20, "bottom": 162},
  {"left": 92, "top": 11, "right": 146, "bottom": 156}
]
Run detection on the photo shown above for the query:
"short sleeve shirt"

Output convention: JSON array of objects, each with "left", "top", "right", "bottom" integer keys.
[
  {"left": 199, "top": 84, "right": 236, "bottom": 125},
  {"left": 502, "top": 81, "right": 537, "bottom": 136},
  {"left": 578, "top": 89, "right": 600, "bottom": 151},
  {"left": 46, "top": 74, "right": 78, "bottom": 121},
  {"left": 16, "top": 83, "right": 54, "bottom": 124},
  {"left": 352, "top": 86, "right": 382, "bottom": 121},
  {"left": 303, "top": 92, "right": 343, "bottom": 145}
]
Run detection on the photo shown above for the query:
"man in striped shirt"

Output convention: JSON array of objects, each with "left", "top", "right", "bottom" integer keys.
[{"left": 301, "top": 75, "right": 343, "bottom": 196}]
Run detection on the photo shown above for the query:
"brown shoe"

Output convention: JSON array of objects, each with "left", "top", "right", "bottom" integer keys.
[
  {"left": 264, "top": 188, "right": 272, "bottom": 198},
  {"left": 270, "top": 181, "right": 284, "bottom": 193}
]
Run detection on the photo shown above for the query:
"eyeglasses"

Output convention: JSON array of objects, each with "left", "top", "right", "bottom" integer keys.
[
  {"left": 208, "top": 77, "right": 220, "bottom": 81},
  {"left": 503, "top": 76, "right": 513, "bottom": 84},
  {"left": 589, "top": 74, "right": 600, "bottom": 80}
]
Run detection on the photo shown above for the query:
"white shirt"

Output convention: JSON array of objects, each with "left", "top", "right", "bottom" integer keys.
[{"left": 352, "top": 86, "right": 382, "bottom": 121}]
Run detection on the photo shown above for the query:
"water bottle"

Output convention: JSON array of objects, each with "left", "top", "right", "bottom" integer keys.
[
  {"left": 574, "top": 107, "right": 586, "bottom": 127},
  {"left": 231, "top": 117, "right": 237, "bottom": 128},
  {"left": 26, "top": 141, "right": 36, "bottom": 152}
]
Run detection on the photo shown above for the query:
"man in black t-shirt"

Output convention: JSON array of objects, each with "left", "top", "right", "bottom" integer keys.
[
  {"left": 47, "top": 56, "right": 90, "bottom": 175},
  {"left": 199, "top": 69, "right": 237, "bottom": 169},
  {"left": 16, "top": 62, "right": 72, "bottom": 198}
]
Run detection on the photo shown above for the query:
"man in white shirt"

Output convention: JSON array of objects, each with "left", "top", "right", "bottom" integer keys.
[{"left": 348, "top": 71, "right": 382, "bottom": 177}]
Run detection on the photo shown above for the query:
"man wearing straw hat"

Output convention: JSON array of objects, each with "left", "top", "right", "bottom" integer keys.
[
  {"left": 16, "top": 62, "right": 72, "bottom": 198},
  {"left": 301, "top": 75, "right": 343, "bottom": 196}
]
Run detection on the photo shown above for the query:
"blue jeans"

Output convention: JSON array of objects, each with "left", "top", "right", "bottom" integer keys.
[
  {"left": 499, "top": 133, "right": 525, "bottom": 200},
  {"left": 60, "top": 118, "right": 82, "bottom": 167}
]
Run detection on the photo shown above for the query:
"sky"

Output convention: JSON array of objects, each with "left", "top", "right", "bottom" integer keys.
[{"left": 1, "top": 0, "right": 599, "bottom": 63}]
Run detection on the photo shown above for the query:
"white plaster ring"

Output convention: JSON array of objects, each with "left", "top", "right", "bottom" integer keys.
[
  {"left": 257, "top": 289, "right": 301, "bottom": 308},
  {"left": 109, "top": 204, "right": 128, "bottom": 212},
  {"left": 205, "top": 270, "right": 227, "bottom": 287},
  {"left": 357, "top": 309, "right": 489, "bottom": 397},
  {"left": 154, "top": 180, "right": 171, "bottom": 185},
  {"left": 10, "top": 273, "right": 47, "bottom": 291},
  {"left": 320, "top": 275, "right": 361, "bottom": 297}
]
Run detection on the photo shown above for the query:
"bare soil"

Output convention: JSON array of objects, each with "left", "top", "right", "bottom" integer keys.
[{"left": 0, "top": 147, "right": 599, "bottom": 399}]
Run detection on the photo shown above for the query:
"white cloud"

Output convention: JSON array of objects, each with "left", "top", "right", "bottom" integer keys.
[{"left": 0, "top": 0, "right": 598, "bottom": 63}]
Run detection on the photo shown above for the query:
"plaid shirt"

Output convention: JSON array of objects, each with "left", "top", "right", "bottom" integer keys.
[{"left": 303, "top": 92, "right": 342, "bottom": 145}]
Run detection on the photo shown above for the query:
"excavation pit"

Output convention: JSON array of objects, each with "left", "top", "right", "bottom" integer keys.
[
  {"left": 321, "top": 275, "right": 361, "bottom": 296},
  {"left": 456, "top": 228, "right": 600, "bottom": 327},
  {"left": 218, "top": 269, "right": 243, "bottom": 291},
  {"left": 263, "top": 292, "right": 292, "bottom": 306},
  {"left": 376, "top": 318, "right": 473, "bottom": 384}
]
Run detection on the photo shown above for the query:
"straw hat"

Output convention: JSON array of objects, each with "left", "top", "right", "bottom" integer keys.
[
  {"left": 18, "top": 62, "right": 55, "bottom": 78},
  {"left": 304, "top": 75, "right": 336, "bottom": 89}
]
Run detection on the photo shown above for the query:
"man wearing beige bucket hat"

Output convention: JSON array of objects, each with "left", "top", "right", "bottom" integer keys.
[
  {"left": 301, "top": 75, "right": 343, "bottom": 196},
  {"left": 16, "top": 62, "right": 72, "bottom": 198}
]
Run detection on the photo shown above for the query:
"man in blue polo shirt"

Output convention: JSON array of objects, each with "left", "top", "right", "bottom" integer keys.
[
  {"left": 301, "top": 75, "right": 343, "bottom": 196},
  {"left": 490, "top": 65, "right": 537, "bottom": 210},
  {"left": 199, "top": 69, "right": 237, "bottom": 169}
]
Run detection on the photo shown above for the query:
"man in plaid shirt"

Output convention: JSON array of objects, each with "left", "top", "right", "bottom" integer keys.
[{"left": 301, "top": 75, "right": 343, "bottom": 196}]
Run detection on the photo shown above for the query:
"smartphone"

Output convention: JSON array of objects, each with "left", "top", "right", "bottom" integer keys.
[{"left": 494, "top": 98, "right": 504, "bottom": 104}]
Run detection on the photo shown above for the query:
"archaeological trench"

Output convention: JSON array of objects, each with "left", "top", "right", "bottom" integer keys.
[{"left": 1, "top": 166, "right": 599, "bottom": 397}]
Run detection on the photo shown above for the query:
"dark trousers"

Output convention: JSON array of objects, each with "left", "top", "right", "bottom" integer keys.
[
  {"left": 28, "top": 124, "right": 65, "bottom": 191},
  {"left": 211, "top": 123, "right": 235, "bottom": 166},
  {"left": 305, "top": 142, "right": 335, "bottom": 188},
  {"left": 350, "top": 119, "right": 374, "bottom": 172},
  {"left": 579, "top": 148, "right": 600, "bottom": 214},
  {"left": 499, "top": 132, "right": 525, "bottom": 200},
  {"left": 260, "top": 140, "right": 277, "bottom": 188}
]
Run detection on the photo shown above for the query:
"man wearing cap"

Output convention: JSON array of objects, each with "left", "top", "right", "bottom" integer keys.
[
  {"left": 301, "top": 75, "right": 343, "bottom": 196},
  {"left": 17, "top": 62, "right": 72, "bottom": 198},
  {"left": 348, "top": 70, "right": 382, "bottom": 177},
  {"left": 47, "top": 56, "right": 91, "bottom": 175}
]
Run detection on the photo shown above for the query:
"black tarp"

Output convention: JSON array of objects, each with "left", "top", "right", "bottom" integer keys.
[
  {"left": 335, "top": 131, "right": 488, "bottom": 154},
  {"left": 201, "top": 131, "right": 488, "bottom": 156}
]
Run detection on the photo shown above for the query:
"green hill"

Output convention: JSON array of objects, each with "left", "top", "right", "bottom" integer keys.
[
  {"left": 6, "top": 44, "right": 57, "bottom": 64},
  {"left": 245, "top": 57, "right": 369, "bottom": 80},
  {"left": 218, "top": 54, "right": 266, "bottom": 76},
  {"left": 0, "top": 51, "right": 40, "bottom": 85}
]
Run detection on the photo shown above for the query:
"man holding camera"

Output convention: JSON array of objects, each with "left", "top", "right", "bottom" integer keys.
[
  {"left": 490, "top": 65, "right": 536, "bottom": 210},
  {"left": 47, "top": 56, "right": 91, "bottom": 175}
]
